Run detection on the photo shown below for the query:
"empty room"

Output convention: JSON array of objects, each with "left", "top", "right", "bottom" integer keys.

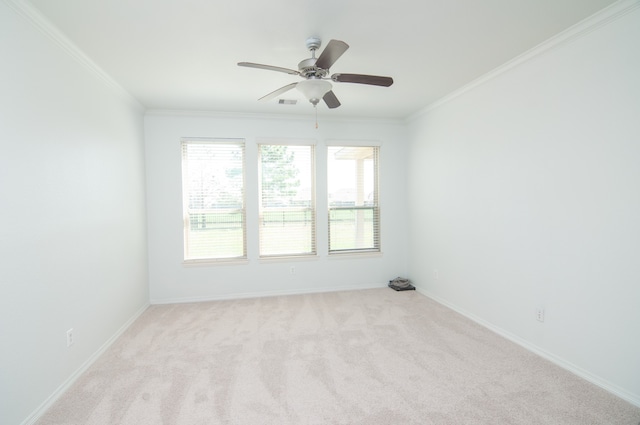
[{"left": 1, "top": 0, "right": 639, "bottom": 424}]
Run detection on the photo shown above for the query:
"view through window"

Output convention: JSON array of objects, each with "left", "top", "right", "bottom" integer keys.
[
  {"left": 327, "top": 146, "right": 380, "bottom": 253},
  {"left": 259, "top": 144, "right": 315, "bottom": 257},
  {"left": 181, "top": 139, "right": 246, "bottom": 261}
]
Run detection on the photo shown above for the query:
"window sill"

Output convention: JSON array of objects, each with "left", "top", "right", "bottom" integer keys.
[
  {"left": 327, "top": 251, "right": 383, "bottom": 260},
  {"left": 258, "top": 255, "right": 319, "bottom": 264},
  {"left": 183, "top": 258, "right": 250, "bottom": 267}
]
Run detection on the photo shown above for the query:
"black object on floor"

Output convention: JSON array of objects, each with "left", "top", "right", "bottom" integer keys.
[{"left": 388, "top": 277, "right": 415, "bottom": 291}]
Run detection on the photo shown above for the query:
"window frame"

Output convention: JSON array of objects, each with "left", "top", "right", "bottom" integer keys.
[
  {"left": 327, "top": 144, "right": 380, "bottom": 255},
  {"left": 181, "top": 138, "right": 247, "bottom": 264},
  {"left": 258, "top": 141, "right": 317, "bottom": 258}
]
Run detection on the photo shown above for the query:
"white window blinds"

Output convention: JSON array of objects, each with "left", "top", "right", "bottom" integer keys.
[
  {"left": 259, "top": 144, "right": 316, "bottom": 257},
  {"left": 181, "top": 140, "right": 246, "bottom": 261},
  {"left": 327, "top": 146, "right": 380, "bottom": 253}
]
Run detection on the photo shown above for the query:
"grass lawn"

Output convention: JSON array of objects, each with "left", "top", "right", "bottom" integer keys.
[{"left": 185, "top": 208, "right": 378, "bottom": 259}]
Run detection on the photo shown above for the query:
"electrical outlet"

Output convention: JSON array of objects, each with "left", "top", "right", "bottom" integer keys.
[
  {"left": 66, "top": 328, "right": 74, "bottom": 347},
  {"left": 535, "top": 308, "right": 545, "bottom": 323},
  {"left": 290, "top": 266, "right": 295, "bottom": 275}
]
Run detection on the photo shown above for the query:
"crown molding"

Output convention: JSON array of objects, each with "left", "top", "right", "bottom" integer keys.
[
  {"left": 4, "top": 0, "right": 144, "bottom": 111},
  {"left": 406, "top": 0, "right": 640, "bottom": 123}
]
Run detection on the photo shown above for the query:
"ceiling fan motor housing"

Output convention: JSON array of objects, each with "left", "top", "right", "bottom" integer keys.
[{"left": 298, "top": 58, "right": 328, "bottom": 79}]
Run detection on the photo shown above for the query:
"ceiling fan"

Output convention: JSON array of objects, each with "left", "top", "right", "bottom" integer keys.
[{"left": 238, "top": 37, "right": 394, "bottom": 109}]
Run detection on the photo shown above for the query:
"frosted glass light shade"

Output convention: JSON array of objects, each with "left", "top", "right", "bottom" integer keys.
[{"left": 296, "top": 79, "right": 332, "bottom": 103}]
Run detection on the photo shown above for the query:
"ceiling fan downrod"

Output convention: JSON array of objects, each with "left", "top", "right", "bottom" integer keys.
[{"left": 305, "top": 36, "right": 322, "bottom": 57}]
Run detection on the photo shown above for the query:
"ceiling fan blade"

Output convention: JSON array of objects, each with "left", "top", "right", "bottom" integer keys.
[
  {"left": 331, "top": 73, "right": 394, "bottom": 87},
  {"left": 258, "top": 82, "right": 298, "bottom": 101},
  {"left": 238, "top": 62, "right": 300, "bottom": 76},
  {"left": 323, "top": 90, "right": 341, "bottom": 109},
  {"left": 315, "top": 40, "right": 349, "bottom": 70}
]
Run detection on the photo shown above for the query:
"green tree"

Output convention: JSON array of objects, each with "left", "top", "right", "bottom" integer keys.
[{"left": 260, "top": 145, "right": 300, "bottom": 206}]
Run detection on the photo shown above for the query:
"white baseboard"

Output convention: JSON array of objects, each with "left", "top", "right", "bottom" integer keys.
[
  {"left": 415, "top": 286, "right": 640, "bottom": 408},
  {"left": 150, "top": 283, "right": 387, "bottom": 305},
  {"left": 20, "top": 302, "right": 150, "bottom": 425}
]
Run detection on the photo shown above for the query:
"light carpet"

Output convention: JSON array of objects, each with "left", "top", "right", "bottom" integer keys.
[{"left": 37, "top": 288, "right": 640, "bottom": 424}]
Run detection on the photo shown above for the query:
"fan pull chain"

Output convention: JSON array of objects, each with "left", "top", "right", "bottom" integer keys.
[{"left": 315, "top": 106, "right": 318, "bottom": 129}]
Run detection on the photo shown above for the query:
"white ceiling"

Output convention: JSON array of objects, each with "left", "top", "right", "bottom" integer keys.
[{"left": 28, "top": 0, "right": 618, "bottom": 119}]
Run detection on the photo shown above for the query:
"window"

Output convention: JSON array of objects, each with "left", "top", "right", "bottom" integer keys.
[
  {"left": 259, "top": 144, "right": 315, "bottom": 257},
  {"left": 327, "top": 145, "right": 380, "bottom": 253},
  {"left": 181, "top": 140, "right": 246, "bottom": 261}
]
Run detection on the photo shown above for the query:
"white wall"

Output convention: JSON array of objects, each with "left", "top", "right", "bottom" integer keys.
[
  {"left": 145, "top": 112, "right": 408, "bottom": 303},
  {"left": 0, "top": 3, "right": 149, "bottom": 424},
  {"left": 407, "top": 5, "right": 640, "bottom": 405}
]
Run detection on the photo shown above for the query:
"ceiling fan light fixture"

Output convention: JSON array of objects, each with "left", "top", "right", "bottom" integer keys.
[{"left": 296, "top": 79, "right": 332, "bottom": 106}]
